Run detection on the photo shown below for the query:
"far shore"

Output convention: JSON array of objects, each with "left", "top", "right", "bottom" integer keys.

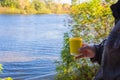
[
  {"left": 0, "top": 7, "right": 70, "bottom": 15},
  {"left": 0, "top": 12, "right": 70, "bottom": 15}
]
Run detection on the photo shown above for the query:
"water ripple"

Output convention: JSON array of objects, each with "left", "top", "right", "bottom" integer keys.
[{"left": 0, "top": 14, "right": 69, "bottom": 80}]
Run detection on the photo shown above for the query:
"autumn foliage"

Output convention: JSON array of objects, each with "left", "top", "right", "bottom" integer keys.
[
  {"left": 56, "top": 0, "right": 115, "bottom": 80},
  {"left": 0, "top": 0, "right": 70, "bottom": 14}
]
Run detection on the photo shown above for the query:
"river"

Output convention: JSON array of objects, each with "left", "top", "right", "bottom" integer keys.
[{"left": 0, "top": 14, "right": 69, "bottom": 80}]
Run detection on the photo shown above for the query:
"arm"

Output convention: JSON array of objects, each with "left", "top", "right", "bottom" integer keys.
[
  {"left": 91, "top": 0, "right": 120, "bottom": 64},
  {"left": 91, "top": 39, "right": 106, "bottom": 65}
]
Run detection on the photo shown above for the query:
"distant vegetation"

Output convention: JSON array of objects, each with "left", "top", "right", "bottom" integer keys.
[{"left": 0, "top": 0, "right": 70, "bottom": 14}]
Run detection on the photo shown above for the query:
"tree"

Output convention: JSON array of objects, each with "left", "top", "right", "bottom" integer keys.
[
  {"left": 31, "top": 0, "right": 46, "bottom": 11},
  {"left": 71, "top": 0, "right": 114, "bottom": 43},
  {"left": 0, "top": 0, "right": 18, "bottom": 8},
  {"left": 0, "top": 0, "right": 70, "bottom": 14},
  {"left": 71, "top": 0, "right": 78, "bottom": 5},
  {"left": 62, "top": 3, "right": 70, "bottom": 13},
  {"left": 17, "top": 0, "right": 30, "bottom": 9}
]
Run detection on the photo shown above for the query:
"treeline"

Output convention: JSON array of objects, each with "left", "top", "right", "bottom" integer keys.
[{"left": 0, "top": 0, "right": 70, "bottom": 14}]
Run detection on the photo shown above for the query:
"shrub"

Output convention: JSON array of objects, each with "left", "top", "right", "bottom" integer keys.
[
  {"left": 56, "top": 0, "right": 114, "bottom": 80},
  {"left": 0, "top": 64, "right": 13, "bottom": 80}
]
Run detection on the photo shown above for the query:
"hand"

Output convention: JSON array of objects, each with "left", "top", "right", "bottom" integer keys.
[{"left": 75, "top": 44, "right": 95, "bottom": 59}]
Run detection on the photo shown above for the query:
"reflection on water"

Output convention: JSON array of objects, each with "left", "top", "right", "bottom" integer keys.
[
  {"left": 0, "top": 51, "right": 59, "bottom": 62},
  {"left": 0, "top": 14, "right": 69, "bottom": 80}
]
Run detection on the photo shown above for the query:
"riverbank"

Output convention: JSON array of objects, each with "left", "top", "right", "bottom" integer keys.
[
  {"left": 0, "top": 7, "right": 70, "bottom": 14},
  {"left": 0, "top": 7, "right": 51, "bottom": 14},
  {"left": 0, "top": 0, "right": 70, "bottom": 15}
]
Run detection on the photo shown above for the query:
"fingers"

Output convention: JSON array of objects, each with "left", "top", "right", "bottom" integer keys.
[
  {"left": 76, "top": 46, "right": 93, "bottom": 59},
  {"left": 75, "top": 54, "right": 85, "bottom": 59},
  {"left": 79, "top": 46, "right": 92, "bottom": 53},
  {"left": 82, "top": 43, "right": 88, "bottom": 47},
  {"left": 75, "top": 48, "right": 89, "bottom": 59}
]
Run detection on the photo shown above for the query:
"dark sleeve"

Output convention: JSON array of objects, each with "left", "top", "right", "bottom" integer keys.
[{"left": 91, "top": 39, "right": 106, "bottom": 65}]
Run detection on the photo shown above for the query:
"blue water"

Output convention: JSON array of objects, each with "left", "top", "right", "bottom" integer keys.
[{"left": 0, "top": 14, "right": 69, "bottom": 80}]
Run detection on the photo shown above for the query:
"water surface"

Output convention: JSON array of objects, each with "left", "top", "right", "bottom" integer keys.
[{"left": 0, "top": 14, "right": 69, "bottom": 80}]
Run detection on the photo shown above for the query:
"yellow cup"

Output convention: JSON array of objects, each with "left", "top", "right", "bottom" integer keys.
[{"left": 69, "top": 37, "right": 82, "bottom": 56}]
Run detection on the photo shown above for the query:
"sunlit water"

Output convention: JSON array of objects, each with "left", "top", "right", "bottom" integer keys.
[{"left": 0, "top": 14, "right": 69, "bottom": 80}]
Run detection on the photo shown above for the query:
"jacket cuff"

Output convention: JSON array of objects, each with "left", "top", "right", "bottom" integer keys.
[{"left": 90, "top": 45, "right": 98, "bottom": 63}]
